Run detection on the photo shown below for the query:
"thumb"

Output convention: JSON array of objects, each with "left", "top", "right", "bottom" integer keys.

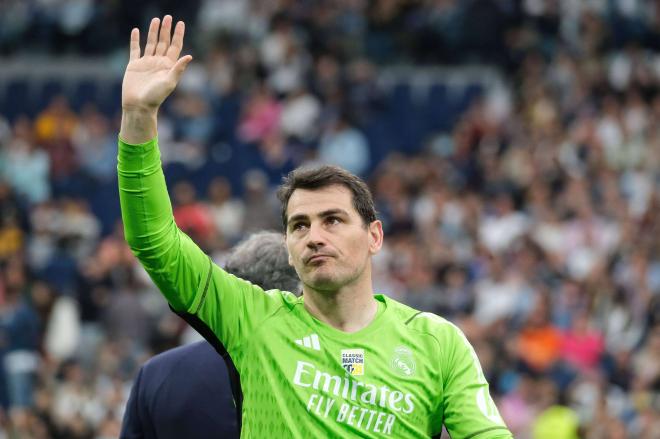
[{"left": 169, "top": 55, "right": 193, "bottom": 84}]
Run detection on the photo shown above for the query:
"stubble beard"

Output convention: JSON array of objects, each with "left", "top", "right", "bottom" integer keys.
[{"left": 303, "top": 262, "right": 364, "bottom": 294}]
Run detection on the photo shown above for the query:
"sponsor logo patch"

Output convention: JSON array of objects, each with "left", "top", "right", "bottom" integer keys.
[{"left": 341, "top": 349, "right": 364, "bottom": 376}]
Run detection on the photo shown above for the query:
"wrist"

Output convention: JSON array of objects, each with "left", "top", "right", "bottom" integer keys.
[
  {"left": 121, "top": 104, "right": 159, "bottom": 117},
  {"left": 119, "top": 108, "right": 158, "bottom": 145}
]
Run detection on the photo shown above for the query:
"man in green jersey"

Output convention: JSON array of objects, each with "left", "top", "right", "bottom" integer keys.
[{"left": 118, "top": 15, "right": 513, "bottom": 438}]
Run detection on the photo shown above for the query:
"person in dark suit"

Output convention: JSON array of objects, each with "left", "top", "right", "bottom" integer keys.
[{"left": 120, "top": 232, "right": 300, "bottom": 439}]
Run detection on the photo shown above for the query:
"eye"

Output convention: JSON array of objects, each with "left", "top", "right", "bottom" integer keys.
[
  {"left": 291, "top": 222, "right": 308, "bottom": 232},
  {"left": 326, "top": 216, "right": 341, "bottom": 226}
]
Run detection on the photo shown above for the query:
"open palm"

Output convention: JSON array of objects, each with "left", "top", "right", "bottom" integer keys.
[{"left": 122, "top": 16, "right": 192, "bottom": 111}]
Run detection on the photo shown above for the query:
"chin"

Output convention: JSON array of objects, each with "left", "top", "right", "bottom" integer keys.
[{"left": 305, "top": 274, "right": 341, "bottom": 292}]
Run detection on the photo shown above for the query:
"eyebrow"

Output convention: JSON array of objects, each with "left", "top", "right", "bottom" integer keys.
[{"left": 287, "top": 208, "right": 350, "bottom": 226}]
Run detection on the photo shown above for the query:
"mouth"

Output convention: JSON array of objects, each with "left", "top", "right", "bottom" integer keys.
[{"left": 305, "top": 254, "right": 332, "bottom": 265}]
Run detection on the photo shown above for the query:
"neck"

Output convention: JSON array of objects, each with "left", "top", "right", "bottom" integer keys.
[{"left": 302, "top": 271, "right": 379, "bottom": 333}]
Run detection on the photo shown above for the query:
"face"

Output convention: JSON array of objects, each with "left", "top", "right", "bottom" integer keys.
[{"left": 285, "top": 185, "right": 383, "bottom": 293}]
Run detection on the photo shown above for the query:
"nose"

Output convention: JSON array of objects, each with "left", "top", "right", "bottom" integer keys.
[{"left": 306, "top": 223, "right": 326, "bottom": 250}]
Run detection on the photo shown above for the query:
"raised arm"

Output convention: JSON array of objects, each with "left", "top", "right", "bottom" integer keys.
[
  {"left": 117, "top": 17, "right": 286, "bottom": 352},
  {"left": 117, "top": 15, "right": 207, "bottom": 312}
]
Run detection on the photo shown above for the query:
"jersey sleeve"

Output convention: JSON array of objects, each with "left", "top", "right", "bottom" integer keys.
[
  {"left": 441, "top": 322, "right": 513, "bottom": 439},
  {"left": 117, "top": 137, "right": 286, "bottom": 354}
]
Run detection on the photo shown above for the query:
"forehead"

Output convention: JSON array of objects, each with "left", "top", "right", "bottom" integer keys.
[{"left": 286, "top": 185, "right": 357, "bottom": 218}]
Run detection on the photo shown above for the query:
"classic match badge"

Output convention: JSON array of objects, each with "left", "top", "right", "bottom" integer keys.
[
  {"left": 391, "top": 346, "right": 416, "bottom": 377},
  {"left": 341, "top": 349, "right": 365, "bottom": 376}
]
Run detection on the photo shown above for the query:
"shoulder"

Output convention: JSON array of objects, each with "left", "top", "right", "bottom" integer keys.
[
  {"left": 141, "top": 341, "right": 224, "bottom": 376},
  {"left": 252, "top": 286, "right": 302, "bottom": 315},
  {"left": 137, "top": 341, "right": 230, "bottom": 401},
  {"left": 210, "top": 264, "right": 300, "bottom": 309},
  {"left": 262, "top": 288, "right": 301, "bottom": 307},
  {"left": 381, "top": 295, "right": 465, "bottom": 344}
]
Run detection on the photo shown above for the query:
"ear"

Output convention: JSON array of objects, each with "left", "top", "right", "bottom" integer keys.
[{"left": 367, "top": 220, "right": 384, "bottom": 255}]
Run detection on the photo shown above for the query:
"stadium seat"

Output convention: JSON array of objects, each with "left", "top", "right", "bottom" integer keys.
[
  {"left": 3, "top": 79, "right": 32, "bottom": 121},
  {"left": 71, "top": 79, "right": 100, "bottom": 111},
  {"left": 36, "top": 80, "right": 66, "bottom": 111}
]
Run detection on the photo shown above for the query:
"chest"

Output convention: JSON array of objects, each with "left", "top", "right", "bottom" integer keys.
[{"left": 237, "top": 318, "right": 443, "bottom": 434}]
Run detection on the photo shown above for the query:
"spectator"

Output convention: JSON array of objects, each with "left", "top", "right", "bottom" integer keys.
[
  {"left": 560, "top": 311, "right": 605, "bottom": 373},
  {"left": 0, "top": 117, "right": 50, "bottom": 204},
  {"left": 172, "top": 181, "right": 216, "bottom": 249},
  {"left": 516, "top": 298, "right": 562, "bottom": 373},
  {"left": 206, "top": 177, "right": 245, "bottom": 245},
  {"left": 317, "top": 113, "right": 370, "bottom": 176},
  {"left": 72, "top": 107, "right": 117, "bottom": 183},
  {"left": 0, "top": 257, "right": 40, "bottom": 411}
]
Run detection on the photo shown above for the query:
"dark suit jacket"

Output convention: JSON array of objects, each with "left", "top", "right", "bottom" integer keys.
[{"left": 120, "top": 341, "right": 239, "bottom": 439}]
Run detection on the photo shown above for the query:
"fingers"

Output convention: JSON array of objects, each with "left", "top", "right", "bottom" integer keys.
[
  {"left": 129, "top": 28, "right": 140, "bottom": 61},
  {"left": 143, "top": 17, "right": 160, "bottom": 57},
  {"left": 169, "top": 55, "right": 193, "bottom": 83},
  {"left": 139, "top": 16, "right": 183, "bottom": 60},
  {"left": 155, "top": 15, "right": 172, "bottom": 56},
  {"left": 166, "top": 21, "right": 185, "bottom": 62}
]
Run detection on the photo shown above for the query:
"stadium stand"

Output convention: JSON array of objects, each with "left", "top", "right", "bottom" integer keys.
[{"left": 1, "top": 1, "right": 660, "bottom": 437}]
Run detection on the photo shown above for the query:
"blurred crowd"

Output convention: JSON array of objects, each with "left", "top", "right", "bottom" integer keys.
[
  {"left": 3, "top": 0, "right": 660, "bottom": 67},
  {"left": 2, "top": 1, "right": 660, "bottom": 438}
]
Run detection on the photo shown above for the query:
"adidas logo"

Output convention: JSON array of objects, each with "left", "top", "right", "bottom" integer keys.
[{"left": 294, "top": 333, "right": 321, "bottom": 351}]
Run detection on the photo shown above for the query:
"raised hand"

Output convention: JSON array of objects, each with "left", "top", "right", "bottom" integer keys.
[
  {"left": 120, "top": 16, "right": 192, "bottom": 144},
  {"left": 122, "top": 15, "right": 192, "bottom": 111}
]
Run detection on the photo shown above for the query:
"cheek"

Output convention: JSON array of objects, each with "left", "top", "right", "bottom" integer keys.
[
  {"left": 292, "top": 243, "right": 311, "bottom": 269},
  {"left": 285, "top": 240, "right": 299, "bottom": 264},
  {"left": 345, "top": 235, "right": 369, "bottom": 261}
]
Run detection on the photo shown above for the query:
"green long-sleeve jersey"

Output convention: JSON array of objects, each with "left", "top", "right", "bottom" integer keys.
[{"left": 117, "top": 137, "right": 512, "bottom": 439}]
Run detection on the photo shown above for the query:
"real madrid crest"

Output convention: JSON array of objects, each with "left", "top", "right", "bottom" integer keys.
[{"left": 391, "top": 346, "right": 415, "bottom": 377}]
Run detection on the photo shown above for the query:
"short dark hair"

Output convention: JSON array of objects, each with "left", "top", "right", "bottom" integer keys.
[
  {"left": 224, "top": 231, "right": 300, "bottom": 294},
  {"left": 276, "top": 165, "right": 377, "bottom": 230}
]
